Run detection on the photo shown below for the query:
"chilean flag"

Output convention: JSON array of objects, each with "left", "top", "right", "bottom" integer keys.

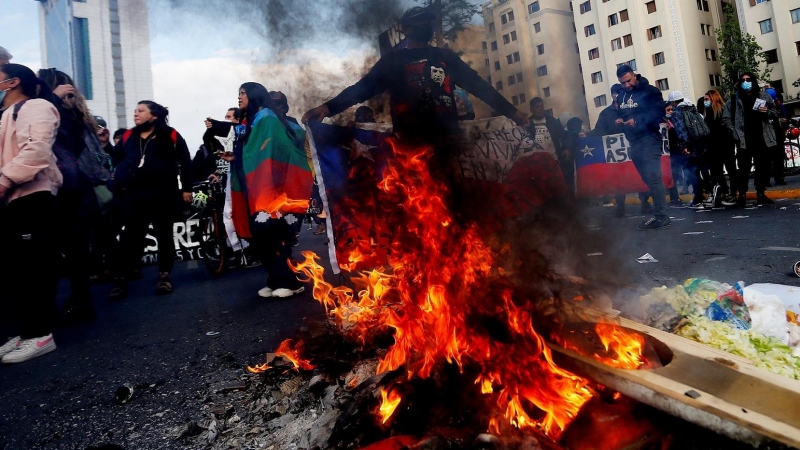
[{"left": 574, "top": 133, "right": 673, "bottom": 197}]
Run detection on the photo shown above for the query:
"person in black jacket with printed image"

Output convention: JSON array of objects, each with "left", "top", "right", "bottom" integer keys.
[{"left": 108, "top": 101, "right": 193, "bottom": 300}]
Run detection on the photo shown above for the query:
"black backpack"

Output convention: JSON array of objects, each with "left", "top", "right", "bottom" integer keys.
[
  {"left": 12, "top": 100, "right": 80, "bottom": 191},
  {"left": 679, "top": 105, "right": 711, "bottom": 142}
]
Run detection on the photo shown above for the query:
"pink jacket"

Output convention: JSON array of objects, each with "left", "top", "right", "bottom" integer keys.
[{"left": 0, "top": 99, "right": 62, "bottom": 203}]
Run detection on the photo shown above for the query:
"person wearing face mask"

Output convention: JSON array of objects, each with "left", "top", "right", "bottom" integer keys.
[
  {"left": 0, "top": 63, "right": 62, "bottom": 363},
  {"left": 107, "top": 101, "right": 193, "bottom": 300},
  {"left": 703, "top": 90, "right": 737, "bottom": 207},
  {"left": 722, "top": 72, "right": 779, "bottom": 207}
]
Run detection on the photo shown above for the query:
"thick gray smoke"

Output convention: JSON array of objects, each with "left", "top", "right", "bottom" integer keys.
[{"left": 163, "top": 0, "right": 405, "bottom": 56}]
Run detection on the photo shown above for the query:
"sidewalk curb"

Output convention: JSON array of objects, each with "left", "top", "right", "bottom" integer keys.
[{"left": 622, "top": 188, "right": 800, "bottom": 205}]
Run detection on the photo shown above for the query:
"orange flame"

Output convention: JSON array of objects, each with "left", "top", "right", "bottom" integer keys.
[
  {"left": 594, "top": 322, "right": 645, "bottom": 370},
  {"left": 247, "top": 338, "right": 314, "bottom": 373},
  {"left": 291, "top": 140, "right": 593, "bottom": 438},
  {"left": 379, "top": 388, "right": 402, "bottom": 424}
]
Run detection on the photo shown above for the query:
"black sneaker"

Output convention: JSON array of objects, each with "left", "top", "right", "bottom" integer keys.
[
  {"left": 736, "top": 194, "right": 747, "bottom": 208},
  {"left": 720, "top": 195, "right": 737, "bottom": 206},
  {"left": 108, "top": 279, "right": 128, "bottom": 302},
  {"left": 638, "top": 217, "right": 671, "bottom": 231},
  {"left": 669, "top": 199, "right": 687, "bottom": 208},
  {"left": 156, "top": 272, "right": 173, "bottom": 295},
  {"left": 756, "top": 194, "right": 774, "bottom": 205},
  {"left": 687, "top": 201, "right": 706, "bottom": 209}
]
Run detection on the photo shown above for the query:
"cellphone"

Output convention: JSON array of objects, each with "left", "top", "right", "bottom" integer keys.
[{"left": 753, "top": 98, "right": 766, "bottom": 110}]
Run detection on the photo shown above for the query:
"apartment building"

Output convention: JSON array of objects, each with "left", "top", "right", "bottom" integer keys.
[
  {"left": 37, "top": 0, "right": 154, "bottom": 130},
  {"left": 574, "top": 0, "right": 725, "bottom": 128},
  {"left": 734, "top": 0, "right": 800, "bottom": 99},
  {"left": 448, "top": 25, "right": 494, "bottom": 119},
  {"left": 481, "top": 0, "right": 589, "bottom": 123}
]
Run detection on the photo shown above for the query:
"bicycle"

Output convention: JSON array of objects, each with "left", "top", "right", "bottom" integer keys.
[{"left": 190, "top": 180, "right": 227, "bottom": 276}]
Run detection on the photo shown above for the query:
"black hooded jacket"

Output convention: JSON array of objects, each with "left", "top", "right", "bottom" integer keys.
[
  {"left": 113, "top": 124, "right": 193, "bottom": 194},
  {"left": 616, "top": 75, "right": 665, "bottom": 145}
]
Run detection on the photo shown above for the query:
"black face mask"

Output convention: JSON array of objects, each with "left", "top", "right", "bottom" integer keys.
[{"left": 407, "top": 23, "right": 434, "bottom": 42}]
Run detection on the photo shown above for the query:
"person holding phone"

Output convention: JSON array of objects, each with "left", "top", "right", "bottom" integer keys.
[{"left": 722, "top": 72, "right": 779, "bottom": 207}]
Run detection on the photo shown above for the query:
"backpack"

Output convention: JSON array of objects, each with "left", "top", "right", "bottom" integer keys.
[
  {"left": 121, "top": 128, "right": 178, "bottom": 147},
  {"left": 679, "top": 105, "right": 711, "bottom": 142},
  {"left": 12, "top": 100, "right": 80, "bottom": 192}
]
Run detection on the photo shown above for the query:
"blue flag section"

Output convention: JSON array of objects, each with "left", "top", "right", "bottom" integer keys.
[{"left": 574, "top": 133, "right": 673, "bottom": 197}]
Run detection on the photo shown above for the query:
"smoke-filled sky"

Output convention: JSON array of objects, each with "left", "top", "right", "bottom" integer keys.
[{"left": 1, "top": 0, "right": 481, "bottom": 150}]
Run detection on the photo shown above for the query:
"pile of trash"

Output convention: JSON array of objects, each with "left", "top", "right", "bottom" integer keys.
[{"left": 638, "top": 279, "right": 800, "bottom": 379}]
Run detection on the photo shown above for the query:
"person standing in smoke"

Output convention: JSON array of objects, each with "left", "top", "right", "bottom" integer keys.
[
  {"left": 527, "top": 97, "right": 568, "bottom": 193},
  {"left": 108, "top": 101, "right": 193, "bottom": 300},
  {"left": 616, "top": 65, "right": 670, "bottom": 230},
  {"left": 302, "top": 6, "right": 528, "bottom": 144}
]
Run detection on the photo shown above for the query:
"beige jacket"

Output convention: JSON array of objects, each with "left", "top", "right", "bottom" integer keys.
[{"left": 0, "top": 99, "right": 62, "bottom": 203}]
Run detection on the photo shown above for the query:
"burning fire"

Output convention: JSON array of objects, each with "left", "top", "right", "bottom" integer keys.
[
  {"left": 378, "top": 388, "right": 402, "bottom": 424},
  {"left": 594, "top": 322, "right": 646, "bottom": 370},
  {"left": 247, "top": 338, "right": 314, "bottom": 373},
  {"left": 291, "top": 139, "right": 595, "bottom": 438}
]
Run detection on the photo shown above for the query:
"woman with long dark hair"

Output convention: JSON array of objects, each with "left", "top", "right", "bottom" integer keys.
[
  {"left": 703, "top": 89, "right": 737, "bottom": 206},
  {"left": 38, "top": 68, "right": 109, "bottom": 322},
  {"left": 229, "top": 82, "right": 312, "bottom": 298},
  {"left": 108, "top": 100, "right": 193, "bottom": 300},
  {"left": 0, "top": 64, "right": 62, "bottom": 363}
]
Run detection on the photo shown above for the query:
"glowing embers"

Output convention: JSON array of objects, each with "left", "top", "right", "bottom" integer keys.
[{"left": 247, "top": 339, "right": 314, "bottom": 374}]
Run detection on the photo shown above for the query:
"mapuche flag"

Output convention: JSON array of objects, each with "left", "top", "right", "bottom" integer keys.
[{"left": 574, "top": 132, "right": 674, "bottom": 197}]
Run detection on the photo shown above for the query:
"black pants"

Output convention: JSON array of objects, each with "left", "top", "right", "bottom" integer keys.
[
  {"left": 770, "top": 144, "right": 786, "bottom": 183},
  {"left": 630, "top": 139, "right": 668, "bottom": 221},
  {"left": 0, "top": 192, "right": 58, "bottom": 339},
  {"left": 114, "top": 190, "right": 178, "bottom": 276},
  {"left": 735, "top": 143, "right": 770, "bottom": 195},
  {"left": 56, "top": 190, "right": 94, "bottom": 307},
  {"left": 708, "top": 140, "right": 736, "bottom": 195},
  {"left": 250, "top": 216, "right": 303, "bottom": 290}
]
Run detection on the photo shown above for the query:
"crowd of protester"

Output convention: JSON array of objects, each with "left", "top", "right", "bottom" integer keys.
[{"left": 0, "top": 9, "right": 796, "bottom": 365}]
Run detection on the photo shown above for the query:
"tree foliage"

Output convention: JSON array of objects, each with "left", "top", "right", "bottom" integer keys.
[
  {"left": 715, "top": 3, "right": 772, "bottom": 98},
  {"left": 415, "top": 0, "right": 480, "bottom": 44}
]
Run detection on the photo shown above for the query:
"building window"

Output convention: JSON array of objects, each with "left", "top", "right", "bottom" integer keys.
[
  {"left": 72, "top": 17, "right": 93, "bottom": 100},
  {"left": 519, "top": 93, "right": 526, "bottom": 103},
  {"left": 764, "top": 49, "right": 779, "bottom": 64},
  {"left": 700, "top": 24, "right": 712, "bottom": 35},
  {"left": 513, "top": 51, "right": 520, "bottom": 62},
  {"left": 511, "top": 31, "right": 517, "bottom": 41},
  {"left": 711, "top": 49, "right": 717, "bottom": 61},
  {"left": 487, "top": 75, "right": 492, "bottom": 84},
  {"left": 580, "top": 1, "right": 591, "bottom": 14},
  {"left": 709, "top": 74, "right": 723, "bottom": 86},
  {"left": 759, "top": 19, "right": 773, "bottom": 34},
  {"left": 491, "top": 41, "right": 498, "bottom": 51},
  {"left": 585, "top": 24, "right": 596, "bottom": 37},
  {"left": 496, "top": 81, "right": 503, "bottom": 90},
  {"left": 653, "top": 52, "right": 665, "bottom": 65},
  {"left": 482, "top": 41, "right": 487, "bottom": 50},
  {"left": 489, "top": 22, "right": 496, "bottom": 33},
  {"left": 656, "top": 78, "right": 670, "bottom": 91},
  {"left": 588, "top": 48, "right": 600, "bottom": 60},
  {"left": 503, "top": 34, "right": 510, "bottom": 44},
  {"left": 796, "top": 41, "right": 800, "bottom": 55},
  {"left": 516, "top": 72, "right": 523, "bottom": 82},
  {"left": 623, "top": 34, "right": 633, "bottom": 47},
  {"left": 617, "top": 59, "right": 637, "bottom": 70},
  {"left": 528, "top": 1, "right": 540, "bottom": 14},
  {"left": 485, "top": 58, "right": 490, "bottom": 67},
  {"left": 537, "top": 44, "right": 545, "bottom": 55},
  {"left": 579, "top": 63, "right": 582, "bottom": 73},
  {"left": 512, "top": 95, "right": 519, "bottom": 106},
  {"left": 609, "top": 14, "right": 618, "bottom": 27},
  {"left": 501, "top": 11, "right": 515, "bottom": 24},
  {"left": 792, "top": 8, "right": 800, "bottom": 24},
  {"left": 611, "top": 38, "right": 622, "bottom": 51},
  {"left": 647, "top": 25, "right": 662, "bottom": 40},
  {"left": 495, "top": 61, "right": 501, "bottom": 70},
  {"left": 754, "top": 0, "right": 770, "bottom": 4},
  {"left": 620, "top": 9, "right": 629, "bottom": 21},
  {"left": 697, "top": 0, "right": 709, "bottom": 11},
  {"left": 507, "top": 54, "right": 514, "bottom": 64},
  {"left": 594, "top": 95, "right": 608, "bottom": 107},
  {"left": 534, "top": 22, "right": 541, "bottom": 33},
  {"left": 646, "top": 1, "right": 657, "bottom": 13},
  {"left": 537, "top": 65, "right": 548, "bottom": 76},
  {"left": 509, "top": 75, "right": 516, "bottom": 86},
  {"left": 543, "top": 87, "right": 551, "bottom": 97},
  {"left": 591, "top": 71, "right": 603, "bottom": 84}
]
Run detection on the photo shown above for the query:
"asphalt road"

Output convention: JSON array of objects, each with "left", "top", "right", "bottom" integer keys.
[{"left": 0, "top": 197, "right": 799, "bottom": 449}]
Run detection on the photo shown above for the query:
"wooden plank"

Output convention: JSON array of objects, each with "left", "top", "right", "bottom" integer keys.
[{"left": 548, "top": 317, "right": 800, "bottom": 448}]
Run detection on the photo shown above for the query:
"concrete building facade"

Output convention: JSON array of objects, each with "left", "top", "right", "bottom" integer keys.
[
  {"left": 480, "top": 0, "right": 589, "bottom": 124},
  {"left": 574, "top": 0, "right": 725, "bottom": 129},
  {"left": 36, "top": 0, "right": 154, "bottom": 130},
  {"left": 447, "top": 25, "right": 494, "bottom": 119},
  {"left": 733, "top": 0, "right": 800, "bottom": 99}
]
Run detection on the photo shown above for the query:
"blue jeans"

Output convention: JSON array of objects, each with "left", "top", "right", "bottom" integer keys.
[{"left": 630, "top": 139, "right": 668, "bottom": 221}]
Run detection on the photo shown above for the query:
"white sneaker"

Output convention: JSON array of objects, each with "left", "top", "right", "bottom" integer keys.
[
  {"left": 272, "top": 287, "right": 305, "bottom": 298},
  {"left": 0, "top": 336, "right": 21, "bottom": 358},
  {"left": 257, "top": 286, "right": 274, "bottom": 298},
  {"left": 2, "top": 334, "right": 56, "bottom": 364}
]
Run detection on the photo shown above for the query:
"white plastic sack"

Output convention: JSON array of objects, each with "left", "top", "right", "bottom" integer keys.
[
  {"left": 743, "top": 286, "right": 790, "bottom": 344},
  {"left": 747, "top": 283, "right": 800, "bottom": 315}
]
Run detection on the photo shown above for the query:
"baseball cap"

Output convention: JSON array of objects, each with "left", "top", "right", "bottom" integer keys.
[{"left": 667, "top": 90, "right": 684, "bottom": 103}]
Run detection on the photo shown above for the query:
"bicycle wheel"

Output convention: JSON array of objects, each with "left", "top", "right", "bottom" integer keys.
[
  {"left": 200, "top": 206, "right": 226, "bottom": 276},
  {"left": 785, "top": 142, "right": 800, "bottom": 176}
]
